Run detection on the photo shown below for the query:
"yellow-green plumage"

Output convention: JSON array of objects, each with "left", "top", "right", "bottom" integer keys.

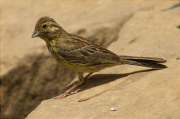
[
  {"left": 33, "top": 17, "right": 123, "bottom": 73},
  {"left": 32, "top": 16, "right": 167, "bottom": 99}
]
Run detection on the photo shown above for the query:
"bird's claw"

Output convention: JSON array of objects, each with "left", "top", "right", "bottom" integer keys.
[
  {"left": 52, "top": 89, "right": 81, "bottom": 99},
  {"left": 52, "top": 94, "right": 67, "bottom": 99},
  {"left": 69, "top": 89, "right": 81, "bottom": 94}
]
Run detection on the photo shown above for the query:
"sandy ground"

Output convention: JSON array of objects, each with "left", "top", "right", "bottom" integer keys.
[{"left": 1, "top": 1, "right": 179, "bottom": 119}]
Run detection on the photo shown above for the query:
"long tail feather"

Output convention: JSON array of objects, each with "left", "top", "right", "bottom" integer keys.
[{"left": 119, "top": 55, "right": 167, "bottom": 69}]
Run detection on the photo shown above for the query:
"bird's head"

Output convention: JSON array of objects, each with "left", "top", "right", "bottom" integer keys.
[{"left": 32, "top": 16, "right": 66, "bottom": 42}]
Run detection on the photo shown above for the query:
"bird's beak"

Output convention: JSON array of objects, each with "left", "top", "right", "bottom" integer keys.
[{"left": 32, "top": 30, "right": 40, "bottom": 38}]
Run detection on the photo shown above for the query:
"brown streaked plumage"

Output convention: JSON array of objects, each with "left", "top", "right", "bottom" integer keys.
[{"left": 32, "top": 16, "right": 167, "bottom": 99}]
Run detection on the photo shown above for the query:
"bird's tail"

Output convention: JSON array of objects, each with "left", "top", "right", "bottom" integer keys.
[{"left": 119, "top": 55, "right": 167, "bottom": 69}]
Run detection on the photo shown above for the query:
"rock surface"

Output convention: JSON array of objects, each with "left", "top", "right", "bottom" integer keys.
[
  {"left": 1, "top": 1, "right": 179, "bottom": 119},
  {"left": 1, "top": 1, "right": 131, "bottom": 118}
]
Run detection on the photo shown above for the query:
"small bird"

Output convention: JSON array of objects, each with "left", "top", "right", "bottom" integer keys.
[{"left": 32, "top": 16, "right": 167, "bottom": 99}]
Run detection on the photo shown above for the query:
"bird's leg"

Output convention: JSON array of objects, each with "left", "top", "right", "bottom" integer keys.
[
  {"left": 84, "top": 72, "right": 93, "bottom": 81},
  {"left": 52, "top": 72, "right": 84, "bottom": 99},
  {"left": 69, "top": 72, "right": 94, "bottom": 94},
  {"left": 78, "top": 72, "right": 93, "bottom": 87},
  {"left": 52, "top": 82, "right": 83, "bottom": 99}
]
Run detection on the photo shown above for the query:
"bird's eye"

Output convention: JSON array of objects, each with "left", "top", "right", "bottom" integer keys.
[{"left": 43, "top": 24, "right": 47, "bottom": 28}]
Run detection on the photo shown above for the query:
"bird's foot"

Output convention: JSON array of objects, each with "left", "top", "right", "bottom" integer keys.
[
  {"left": 69, "top": 89, "right": 81, "bottom": 95},
  {"left": 52, "top": 93, "right": 67, "bottom": 99},
  {"left": 52, "top": 89, "right": 81, "bottom": 99}
]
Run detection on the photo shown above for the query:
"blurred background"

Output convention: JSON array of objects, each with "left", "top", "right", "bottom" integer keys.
[{"left": 1, "top": 1, "right": 179, "bottom": 119}]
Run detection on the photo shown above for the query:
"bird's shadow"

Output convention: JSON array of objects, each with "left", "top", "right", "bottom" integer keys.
[{"left": 67, "top": 69, "right": 159, "bottom": 92}]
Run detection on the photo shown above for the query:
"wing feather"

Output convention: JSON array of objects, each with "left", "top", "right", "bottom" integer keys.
[{"left": 58, "top": 35, "right": 120, "bottom": 65}]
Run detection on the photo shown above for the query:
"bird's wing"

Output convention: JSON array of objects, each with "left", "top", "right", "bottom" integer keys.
[{"left": 58, "top": 35, "right": 120, "bottom": 65}]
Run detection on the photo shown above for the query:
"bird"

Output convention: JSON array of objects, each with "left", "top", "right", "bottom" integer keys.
[{"left": 32, "top": 16, "right": 167, "bottom": 99}]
